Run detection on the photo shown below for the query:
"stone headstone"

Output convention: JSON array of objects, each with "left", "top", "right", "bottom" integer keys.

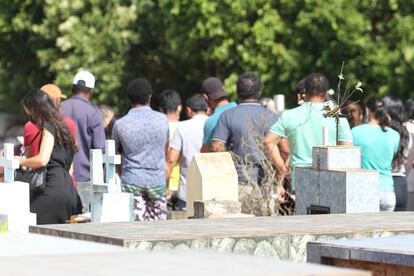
[
  {"left": 186, "top": 152, "right": 238, "bottom": 218},
  {"left": 296, "top": 145, "right": 379, "bottom": 215},
  {"left": 312, "top": 146, "right": 361, "bottom": 171},
  {"left": 0, "top": 143, "right": 36, "bottom": 233}
]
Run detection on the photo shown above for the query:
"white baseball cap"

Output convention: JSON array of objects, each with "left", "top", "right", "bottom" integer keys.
[{"left": 73, "top": 71, "right": 95, "bottom": 89}]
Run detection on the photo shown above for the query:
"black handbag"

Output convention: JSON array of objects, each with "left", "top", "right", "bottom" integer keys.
[{"left": 15, "top": 131, "right": 47, "bottom": 193}]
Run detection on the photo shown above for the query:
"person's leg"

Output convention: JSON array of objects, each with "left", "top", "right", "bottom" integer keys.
[
  {"left": 177, "top": 199, "right": 186, "bottom": 211},
  {"left": 122, "top": 184, "right": 146, "bottom": 221},
  {"left": 379, "top": 190, "right": 396, "bottom": 212},
  {"left": 393, "top": 176, "right": 408, "bottom": 211},
  {"left": 144, "top": 185, "right": 167, "bottom": 220}
]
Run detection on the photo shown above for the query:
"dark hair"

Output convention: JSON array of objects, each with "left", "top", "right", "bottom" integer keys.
[
  {"left": 383, "top": 96, "right": 409, "bottom": 168},
  {"left": 72, "top": 83, "right": 92, "bottom": 94},
  {"left": 236, "top": 72, "right": 261, "bottom": 100},
  {"left": 159, "top": 90, "right": 181, "bottom": 113},
  {"left": 22, "top": 89, "right": 76, "bottom": 153},
  {"left": 383, "top": 96, "right": 407, "bottom": 122},
  {"left": 295, "top": 78, "right": 306, "bottom": 95},
  {"left": 186, "top": 94, "right": 208, "bottom": 112},
  {"left": 406, "top": 97, "right": 414, "bottom": 120},
  {"left": 304, "top": 73, "right": 329, "bottom": 97},
  {"left": 366, "top": 97, "right": 389, "bottom": 132},
  {"left": 127, "top": 78, "right": 152, "bottom": 105}
]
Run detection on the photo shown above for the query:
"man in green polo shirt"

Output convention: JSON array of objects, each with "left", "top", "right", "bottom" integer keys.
[{"left": 264, "top": 73, "right": 353, "bottom": 192}]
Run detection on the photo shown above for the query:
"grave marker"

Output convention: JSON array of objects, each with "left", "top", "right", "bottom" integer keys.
[
  {"left": 0, "top": 143, "right": 36, "bottom": 233},
  {"left": 296, "top": 145, "right": 379, "bottom": 215},
  {"left": 103, "top": 140, "right": 121, "bottom": 190},
  {"left": 186, "top": 152, "right": 238, "bottom": 218},
  {"left": 90, "top": 141, "right": 133, "bottom": 223},
  {"left": 0, "top": 143, "right": 19, "bottom": 183}
]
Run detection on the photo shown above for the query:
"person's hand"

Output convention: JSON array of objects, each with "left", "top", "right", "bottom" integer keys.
[
  {"left": 278, "top": 165, "right": 291, "bottom": 182},
  {"left": 275, "top": 184, "right": 286, "bottom": 202},
  {"left": 166, "top": 189, "right": 173, "bottom": 201}
]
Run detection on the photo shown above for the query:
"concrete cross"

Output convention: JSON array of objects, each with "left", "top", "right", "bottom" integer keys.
[
  {"left": 0, "top": 144, "right": 20, "bottom": 183},
  {"left": 103, "top": 140, "right": 121, "bottom": 185},
  {"left": 90, "top": 149, "right": 104, "bottom": 185}
]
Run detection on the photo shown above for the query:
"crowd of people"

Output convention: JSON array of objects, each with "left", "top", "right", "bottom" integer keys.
[{"left": 16, "top": 69, "right": 414, "bottom": 224}]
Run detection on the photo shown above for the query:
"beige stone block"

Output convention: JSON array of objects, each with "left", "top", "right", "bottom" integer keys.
[
  {"left": 186, "top": 153, "right": 238, "bottom": 217},
  {"left": 193, "top": 200, "right": 241, "bottom": 218}
]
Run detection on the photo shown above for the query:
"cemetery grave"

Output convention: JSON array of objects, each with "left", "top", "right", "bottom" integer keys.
[
  {"left": 296, "top": 145, "right": 379, "bottom": 215},
  {"left": 307, "top": 234, "right": 414, "bottom": 275},
  {"left": 30, "top": 212, "right": 414, "bottom": 263},
  {"left": 0, "top": 143, "right": 36, "bottom": 233}
]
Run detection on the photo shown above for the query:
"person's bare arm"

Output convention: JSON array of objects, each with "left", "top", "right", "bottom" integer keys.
[
  {"left": 19, "top": 129, "right": 54, "bottom": 168},
  {"left": 166, "top": 148, "right": 180, "bottom": 180},
  {"left": 279, "top": 137, "right": 290, "bottom": 163},
  {"left": 263, "top": 132, "right": 288, "bottom": 174},
  {"left": 210, "top": 140, "right": 225, "bottom": 152},
  {"left": 69, "top": 162, "right": 74, "bottom": 176}
]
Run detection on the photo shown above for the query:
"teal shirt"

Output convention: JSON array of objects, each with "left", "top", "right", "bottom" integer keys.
[
  {"left": 269, "top": 102, "right": 353, "bottom": 189},
  {"left": 203, "top": 102, "right": 237, "bottom": 145},
  {"left": 352, "top": 124, "right": 400, "bottom": 191}
]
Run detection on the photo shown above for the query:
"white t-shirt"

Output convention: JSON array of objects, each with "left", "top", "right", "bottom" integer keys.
[
  {"left": 170, "top": 114, "right": 209, "bottom": 201},
  {"left": 405, "top": 121, "right": 414, "bottom": 191}
]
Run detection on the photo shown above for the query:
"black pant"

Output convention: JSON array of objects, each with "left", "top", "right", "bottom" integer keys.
[{"left": 394, "top": 176, "right": 407, "bottom": 212}]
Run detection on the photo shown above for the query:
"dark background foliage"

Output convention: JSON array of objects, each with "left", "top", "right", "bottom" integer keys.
[{"left": 0, "top": 0, "right": 413, "bottom": 116}]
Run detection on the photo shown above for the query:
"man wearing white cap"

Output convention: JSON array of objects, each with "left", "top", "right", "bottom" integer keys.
[{"left": 61, "top": 71, "right": 105, "bottom": 182}]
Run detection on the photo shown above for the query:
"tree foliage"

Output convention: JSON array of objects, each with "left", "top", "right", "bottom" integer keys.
[{"left": 0, "top": 0, "right": 413, "bottom": 114}]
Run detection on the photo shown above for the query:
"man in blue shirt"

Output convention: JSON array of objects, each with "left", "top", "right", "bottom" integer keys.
[
  {"left": 211, "top": 72, "right": 279, "bottom": 186},
  {"left": 112, "top": 78, "right": 169, "bottom": 221},
  {"left": 200, "top": 77, "right": 237, "bottom": 152},
  {"left": 61, "top": 71, "right": 105, "bottom": 182}
]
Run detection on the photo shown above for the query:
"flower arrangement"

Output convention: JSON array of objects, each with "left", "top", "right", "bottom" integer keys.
[{"left": 322, "top": 62, "right": 363, "bottom": 145}]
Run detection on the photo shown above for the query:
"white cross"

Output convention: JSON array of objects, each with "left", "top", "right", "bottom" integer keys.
[
  {"left": 0, "top": 144, "right": 20, "bottom": 183},
  {"left": 103, "top": 140, "right": 121, "bottom": 185},
  {"left": 90, "top": 149, "right": 104, "bottom": 185}
]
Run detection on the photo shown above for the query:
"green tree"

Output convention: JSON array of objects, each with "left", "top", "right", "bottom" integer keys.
[{"left": 0, "top": 0, "right": 413, "bottom": 117}]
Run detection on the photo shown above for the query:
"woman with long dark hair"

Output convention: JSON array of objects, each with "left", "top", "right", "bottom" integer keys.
[
  {"left": 383, "top": 96, "right": 410, "bottom": 211},
  {"left": 18, "top": 89, "right": 79, "bottom": 224},
  {"left": 352, "top": 97, "right": 400, "bottom": 211}
]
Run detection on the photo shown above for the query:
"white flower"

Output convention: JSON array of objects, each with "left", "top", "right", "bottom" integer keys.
[
  {"left": 323, "top": 100, "right": 336, "bottom": 110},
  {"left": 338, "top": 74, "right": 344, "bottom": 80},
  {"left": 355, "top": 81, "right": 363, "bottom": 92}
]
